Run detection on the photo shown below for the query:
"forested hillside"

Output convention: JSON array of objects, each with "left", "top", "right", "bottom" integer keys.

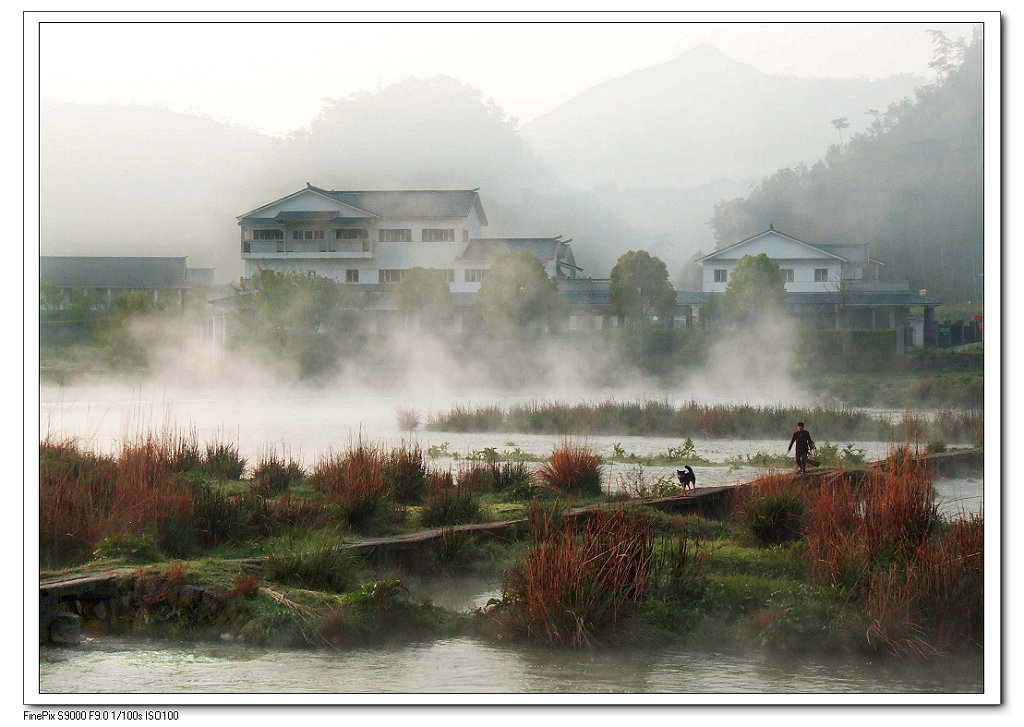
[{"left": 709, "top": 30, "right": 984, "bottom": 301}]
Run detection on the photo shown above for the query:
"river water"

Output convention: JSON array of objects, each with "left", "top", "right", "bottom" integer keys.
[
  {"left": 34, "top": 382, "right": 987, "bottom": 698},
  {"left": 38, "top": 633, "right": 985, "bottom": 696}
]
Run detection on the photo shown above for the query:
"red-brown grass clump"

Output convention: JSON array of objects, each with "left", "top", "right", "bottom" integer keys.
[
  {"left": 801, "top": 451, "right": 981, "bottom": 657},
  {"left": 536, "top": 442, "right": 602, "bottom": 497},
  {"left": 40, "top": 434, "right": 193, "bottom": 567},
  {"left": 309, "top": 441, "right": 395, "bottom": 528},
  {"left": 497, "top": 508, "right": 653, "bottom": 647}
]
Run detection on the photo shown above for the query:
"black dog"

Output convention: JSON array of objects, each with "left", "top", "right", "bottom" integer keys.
[{"left": 677, "top": 465, "right": 696, "bottom": 492}]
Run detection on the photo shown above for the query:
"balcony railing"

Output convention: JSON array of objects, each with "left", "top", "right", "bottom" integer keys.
[{"left": 243, "top": 240, "right": 374, "bottom": 258}]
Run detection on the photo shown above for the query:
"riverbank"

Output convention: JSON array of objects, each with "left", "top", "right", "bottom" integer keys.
[{"left": 40, "top": 440, "right": 984, "bottom": 663}]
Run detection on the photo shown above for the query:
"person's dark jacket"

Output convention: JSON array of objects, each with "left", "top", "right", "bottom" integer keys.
[{"left": 788, "top": 429, "right": 814, "bottom": 455}]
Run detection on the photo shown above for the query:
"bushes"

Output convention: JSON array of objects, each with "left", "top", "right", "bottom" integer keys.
[{"left": 537, "top": 442, "right": 602, "bottom": 497}]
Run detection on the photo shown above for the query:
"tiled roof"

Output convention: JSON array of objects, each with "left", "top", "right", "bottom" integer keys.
[
  {"left": 317, "top": 189, "right": 486, "bottom": 223},
  {"left": 40, "top": 257, "right": 189, "bottom": 289}
]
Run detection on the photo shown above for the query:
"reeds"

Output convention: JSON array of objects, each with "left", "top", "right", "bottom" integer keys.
[
  {"left": 42, "top": 434, "right": 325, "bottom": 566},
  {"left": 309, "top": 441, "right": 394, "bottom": 528},
  {"left": 536, "top": 442, "right": 602, "bottom": 497},
  {"left": 499, "top": 508, "right": 654, "bottom": 647},
  {"left": 382, "top": 444, "right": 428, "bottom": 504},
  {"left": 798, "top": 452, "right": 980, "bottom": 656},
  {"left": 427, "top": 399, "right": 983, "bottom": 444}
]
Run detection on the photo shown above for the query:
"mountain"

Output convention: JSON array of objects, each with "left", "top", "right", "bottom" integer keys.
[
  {"left": 524, "top": 43, "right": 923, "bottom": 188},
  {"left": 522, "top": 44, "right": 925, "bottom": 276},
  {"left": 40, "top": 99, "right": 284, "bottom": 280},
  {"left": 708, "top": 34, "right": 983, "bottom": 301}
]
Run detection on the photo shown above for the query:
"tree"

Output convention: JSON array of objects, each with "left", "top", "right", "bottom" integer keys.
[
  {"left": 609, "top": 250, "right": 676, "bottom": 326},
  {"left": 720, "top": 254, "right": 786, "bottom": 325},
  {"left": 242, "top": 270, "right": 359, "bottom": 377},
  {"left": 476, "top": 251, "right": 562, "bottom": 332},
  {"left": 394, "top": 267, "right": 453, "bottom": 329}
]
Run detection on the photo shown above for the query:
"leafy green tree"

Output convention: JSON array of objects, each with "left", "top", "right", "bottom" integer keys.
[
  {"left": 609, "top": 250, "right": 676, "bottom": 326},
  {"left": 394, "top": 267, "right": 454, "bottom": 329},
  {"left": 242, "top": 270, "right": 360, "bottom": 377},
  {"left": 720, "top": 253, "right": 786, "bottom": 325},
  {"left": 477, "top": 251, "right": 562, "bottom": 332}
]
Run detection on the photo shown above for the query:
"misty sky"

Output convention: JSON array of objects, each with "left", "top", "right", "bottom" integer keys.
[{"left": 39, "top": 16, "right": 978, "bottom": 137}]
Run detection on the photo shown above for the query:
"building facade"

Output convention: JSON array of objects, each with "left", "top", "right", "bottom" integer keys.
[
  {"left": 697, "top": 227, "right": 940, "bottom": 349},
  {"left": 237, "top": 185, "right": 577, "bottom": 292}
]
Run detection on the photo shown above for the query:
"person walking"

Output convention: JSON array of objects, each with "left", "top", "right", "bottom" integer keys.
[{"left": 788, "top": 421, "right": 816, "bottom": 474}]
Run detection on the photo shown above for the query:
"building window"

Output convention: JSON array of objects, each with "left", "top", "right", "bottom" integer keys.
[
  {"left": 814, "top": 268, "right": 829, "bottom": 282},
  {"left": 335, "top": 228, "right": 367, "bottom": 240},
  {"left": 441, "top": 269, "right": 455, "bottom": 283},
  {"left": 465, "top": 269, "right": 487, "bottom": 283},
  {"left": 345, "top": 269, "right": 359, "bottom": 283},
  {"left": 714, "top": 269, "right": 728, "bottom": 283},
  {"left": 783, "top": 268, "right": 795, "bottom": 283},
  {"left": 292, "top": 230, "right": 324, "bottom": 240},
  {"left": 422, "top": 228, "right": 455, "bottom": 242},
  {"left": 463, "top": 230, "right": 469, "bottom": 242},
  {"left": 379, "top": 229, "right": 412, "bottom": 242},
  {"left": 253, "top": 229, "right": 283, "bottom": 240},
  {"left": 379, "top": 269, "right": 405, "bottom": 283},
  {"left": 362, "top": 240, "right": 370, "bottom": 252}
]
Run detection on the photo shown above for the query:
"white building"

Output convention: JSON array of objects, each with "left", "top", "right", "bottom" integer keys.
[
  {"left": 697, "top": 226, "right": 940, "bottom": 349},
  {"left": 237, "top": 185, "right": 577, "bottom": 292},
  {"left": 698, "top": 225, "right": 886, "bottom": 294}
]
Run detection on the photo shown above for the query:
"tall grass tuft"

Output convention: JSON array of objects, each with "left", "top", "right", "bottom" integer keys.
[
  {"left": 498, "top": 508, "right": 654, "bottom": 647},
  {"left": 263, "top": 530, "right": 362, "bottom": 593},
  {"left": 309, "top": 441, "right": 395, "bottom": 529},
  {"left": 736, "top": 472, "right": 809, "bottom": 547},
  {"left": 382, "top": 444, "right": 428, "bottom": 504},
  {"left": 203, "top": 441, "right": 246, "bottom": 480},
  {"left": 537, "top": 442, "right": 602, "bottom": 497},
  {"left": 250, "top": 450, "right": 306, "bottom": 497},
  {"left": 419, "top": 471, "right": 482, "bottom": 527}
]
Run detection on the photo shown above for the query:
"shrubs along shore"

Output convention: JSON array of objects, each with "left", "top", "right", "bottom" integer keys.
[{"left": 39, "top": 433, "right": 982, "bottom": 660}]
